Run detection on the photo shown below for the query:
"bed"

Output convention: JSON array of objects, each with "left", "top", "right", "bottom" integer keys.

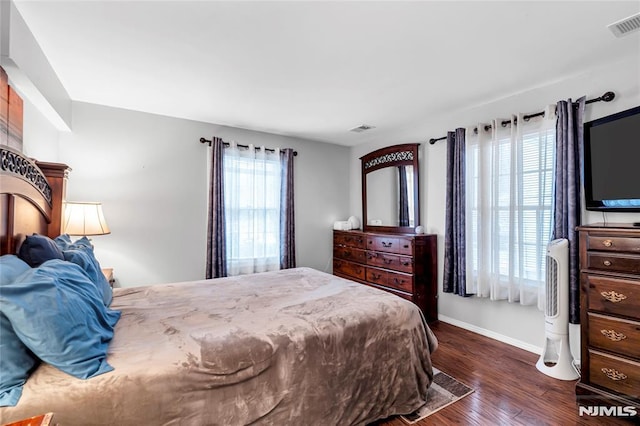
[{"left": 0, "top": 147, "right": 437, "bottom": 425}]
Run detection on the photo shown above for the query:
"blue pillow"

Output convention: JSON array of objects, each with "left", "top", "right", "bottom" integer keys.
[
  {"left": 54, "top": 235, "right": 112, "bottom": 306},
  {"left": 17, "top": 234, "right": 64, "bottom": 267},
  {"left": 53, "top": 233, "right": 73, "bottom": 251},
  {"left": 0, "top": 255, "right": 38, "bottom": 407},
  {"left": 0, "top": 259, "right": 121, "bottom": 380}
]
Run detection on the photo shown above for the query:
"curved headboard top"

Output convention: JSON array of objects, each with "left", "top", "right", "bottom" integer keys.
[{"left": 0, "top": 146, "right": 70, "bottom": 255}]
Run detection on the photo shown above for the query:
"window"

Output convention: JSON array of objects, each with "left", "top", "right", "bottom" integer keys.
[
  {"left": 466, "top": 113, "right": 555, "bottom": 305},
  {"left": 224, "top": 145, "right": 281, "bottom": 276}
]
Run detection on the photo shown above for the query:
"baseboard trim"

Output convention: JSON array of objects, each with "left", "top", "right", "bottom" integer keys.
[{"left": 438, "top": 314, "right": 543, "bottom": 355}]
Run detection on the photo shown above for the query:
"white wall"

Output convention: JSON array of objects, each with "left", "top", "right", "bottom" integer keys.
[
  {"left": 44, "top": 102, "right": 350, "bottom": 287},
  {"left": 349, "top": 55, "right": 640, "bottom": 353},
  {"left": 21, "top": 94, "right": 60, "bottom": 161}
]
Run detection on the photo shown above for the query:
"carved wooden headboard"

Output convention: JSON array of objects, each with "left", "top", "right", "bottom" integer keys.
[{"left": 0, "top": 146, "right": 70, "bottom": 255}]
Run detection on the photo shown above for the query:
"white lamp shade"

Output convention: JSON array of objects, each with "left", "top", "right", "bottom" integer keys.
[{"left": 63, "top": 202, "right": 111, "bottom": 236}]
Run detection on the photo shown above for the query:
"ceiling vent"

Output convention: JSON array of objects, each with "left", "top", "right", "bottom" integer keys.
[
  {"left": 349, "top": 124, "right": 376, "bottom": 133},
  {"left": 608, "top": 13, "right": 640, "bottom": 38}
]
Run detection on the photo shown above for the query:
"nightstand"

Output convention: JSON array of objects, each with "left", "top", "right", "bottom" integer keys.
[{"left": 101, "top": 268, "right": 115, "bottom": 288}]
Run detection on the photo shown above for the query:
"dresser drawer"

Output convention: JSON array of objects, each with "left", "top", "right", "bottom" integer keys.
[
  {"left": 587, "top": 235, "right": 640, "bottom": 254},
  {"left": 365, "top": 251, "right": 414, "bottom": 273},
  {"left": 367, "top": 236, "right": 399, "bottom": 253},
  {"left": 588, "top": 313, "right": 640, "bottom": 359},
  {"left": 386, "top": 271, "right": 414, "bottom": 293},
  {"left": 366, "top": 236, "right": 413, "bottom": 254},
  {"left": 586, "top": 274, "right": 640, "bottom": 319},
  {"left": 396, "top": 255, "right": 414, "bottom": 273},
  {"left": 366, "top": 267, "right": 388, "bottom": 287},
  {"left": 366, "top": 268, "right": 414, "bottom": 293},
  {"left": 589, "top": 350, "right": 640, "bottom": 399},
  {"left": 334, "top": 232, "right": 366, "bottom": 249},
  {"left": 396, "top": 238, "right": 413, "bottom": 255},
  {"left": 333, "top": 258, "right": 365, "bottom": 281},
  {"left": 334, "top": 245, "right": 366, "bottom": 263},
  {"left": 586, "top": 252, "right": 640, "bottom": 275},
  {"left": 366, "top": 251, "right": 397, "bottom": 269}
]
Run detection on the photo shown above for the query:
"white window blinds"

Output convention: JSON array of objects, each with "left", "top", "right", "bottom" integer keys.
[{"left": 466, "top": 106, "right": 556, "bottom": 307}]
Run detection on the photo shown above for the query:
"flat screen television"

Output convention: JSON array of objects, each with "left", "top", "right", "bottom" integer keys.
[{"left": 583, "top": 105, "right": 640, "bottom": 212}]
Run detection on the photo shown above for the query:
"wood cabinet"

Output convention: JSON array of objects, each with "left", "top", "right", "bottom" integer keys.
[
  {"left": 576, "top": 223, "right": 640, "bottom": 412},
  {"left": 1, "top": 66, "right": 24, "bottom": 151},
  {"left": 333, "top": 229, "right": 437, "bottom": 322}
]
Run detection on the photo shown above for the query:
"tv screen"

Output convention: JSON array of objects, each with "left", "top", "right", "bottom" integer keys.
[{"left": 583, "top": 105, "right": 640, "bottom": 212}]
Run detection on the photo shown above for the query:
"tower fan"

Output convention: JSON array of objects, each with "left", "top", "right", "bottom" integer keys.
[{"left": 536, "top": 238, "right": 579, "bottom": 380}]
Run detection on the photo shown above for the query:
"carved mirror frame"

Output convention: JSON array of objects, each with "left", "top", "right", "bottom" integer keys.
[{"left": 361, "top": 143, "right": 420, "bottom": 234}]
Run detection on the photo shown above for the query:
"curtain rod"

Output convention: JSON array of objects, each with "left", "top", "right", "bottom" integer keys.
[
  {"left": 428, "top": 91, "right": 615, "bottom": 145},
  {"left": 200, "top": 137, "right": 298, "bottom": 156}
]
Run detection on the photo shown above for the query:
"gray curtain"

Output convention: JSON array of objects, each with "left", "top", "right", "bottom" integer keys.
[
  {"left": 553, "top": 97, "right": 585, "bottom": 324},
  {"left": 443, "top": 128, "right": 470, "bottom": 296},
  {"left": 205, "top": 137, "right": 227, "bottom": 279},
  {"left": 398, "top": 166, "right": 410, "bottom": 227},
  {"left": 280, "top": 148, "right": 296, "bottom": 269}
]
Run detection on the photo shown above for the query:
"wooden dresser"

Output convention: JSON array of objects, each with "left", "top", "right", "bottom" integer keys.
[
  {"left": 333, "top": 229, "right": 437, "bottom": 323},
  {"left": 576, "top": 223, "right": 640, "bottom": 413}
]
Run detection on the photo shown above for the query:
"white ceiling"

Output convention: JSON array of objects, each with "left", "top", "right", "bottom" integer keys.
[{"left": 13, "top": 1, "right": 640, "bottom": 146}]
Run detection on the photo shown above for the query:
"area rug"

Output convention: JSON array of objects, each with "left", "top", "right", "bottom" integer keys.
[{"left": 400, "top": 368, "right": 474, "bottom": 424}]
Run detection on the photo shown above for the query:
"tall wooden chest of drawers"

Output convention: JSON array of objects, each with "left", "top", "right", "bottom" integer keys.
[
  {"left": 576, "top": 223, "right": 640, "bottom": 412},
  {"left": 333, "top": 230, "right": 438, "bottom": 323}
]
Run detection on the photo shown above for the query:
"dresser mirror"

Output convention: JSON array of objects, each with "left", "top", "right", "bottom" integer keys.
[{"left": 361, "top": 143, "right": 420, "bottom": 233}]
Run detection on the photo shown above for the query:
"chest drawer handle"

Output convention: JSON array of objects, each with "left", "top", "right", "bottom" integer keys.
[
  {"left": 602, "top": 239, "right": 613, "bottom": 247},
  {"left": 601, "top": 368, "right": 627, "bottom": 381},
  {"left": 600, "top": 329, "right": 627, "bottom": 342},
  {"left": 603, "top": 260, "right": 612, "bottom": 266},
  {"left": 383, "top": 258, "right": 393, "bottom": 264},
  {"left": 382, "top": 241, "right": 393, "bottom": 248},
  {"left": 601, "top": 291, "right": 627, "bottom": 303}
]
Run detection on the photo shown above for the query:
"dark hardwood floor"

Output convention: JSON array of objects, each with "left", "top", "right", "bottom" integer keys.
[{"left": 375, "top": 321, "right": 638, "bottom": 426}]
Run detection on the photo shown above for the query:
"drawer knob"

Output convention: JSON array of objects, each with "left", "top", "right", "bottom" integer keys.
[
  {"left": 601, "top": 368, "right": 627, "bottom": 381},
  {"left": 603, "top": 260, "right": 612, "bottom": 266},
  {"left": 600, "top": 329, "right": 627, "bottom": 342},
  {"left": 602, "top": 239, "right": 613, "bottom": 247},
  {"left": 600, "top": 291, "right": 627, "bottom": 303}
]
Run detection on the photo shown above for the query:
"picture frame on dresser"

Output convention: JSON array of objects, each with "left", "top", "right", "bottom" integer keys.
[
  {"left": 576, "top": 223, "right": 640, "bottom": 416},
  {"left": 333, "top": 143, "right": 438, "bottom": 323}
]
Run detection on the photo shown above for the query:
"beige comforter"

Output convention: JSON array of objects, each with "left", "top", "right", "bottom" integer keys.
[{"left": 0, "top": 267, "right": 437, "bottom": 425}]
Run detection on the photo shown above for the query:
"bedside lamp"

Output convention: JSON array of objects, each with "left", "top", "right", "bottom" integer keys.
[{"left": 63, "top": 202, "right": 111, "bottom": 236}]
